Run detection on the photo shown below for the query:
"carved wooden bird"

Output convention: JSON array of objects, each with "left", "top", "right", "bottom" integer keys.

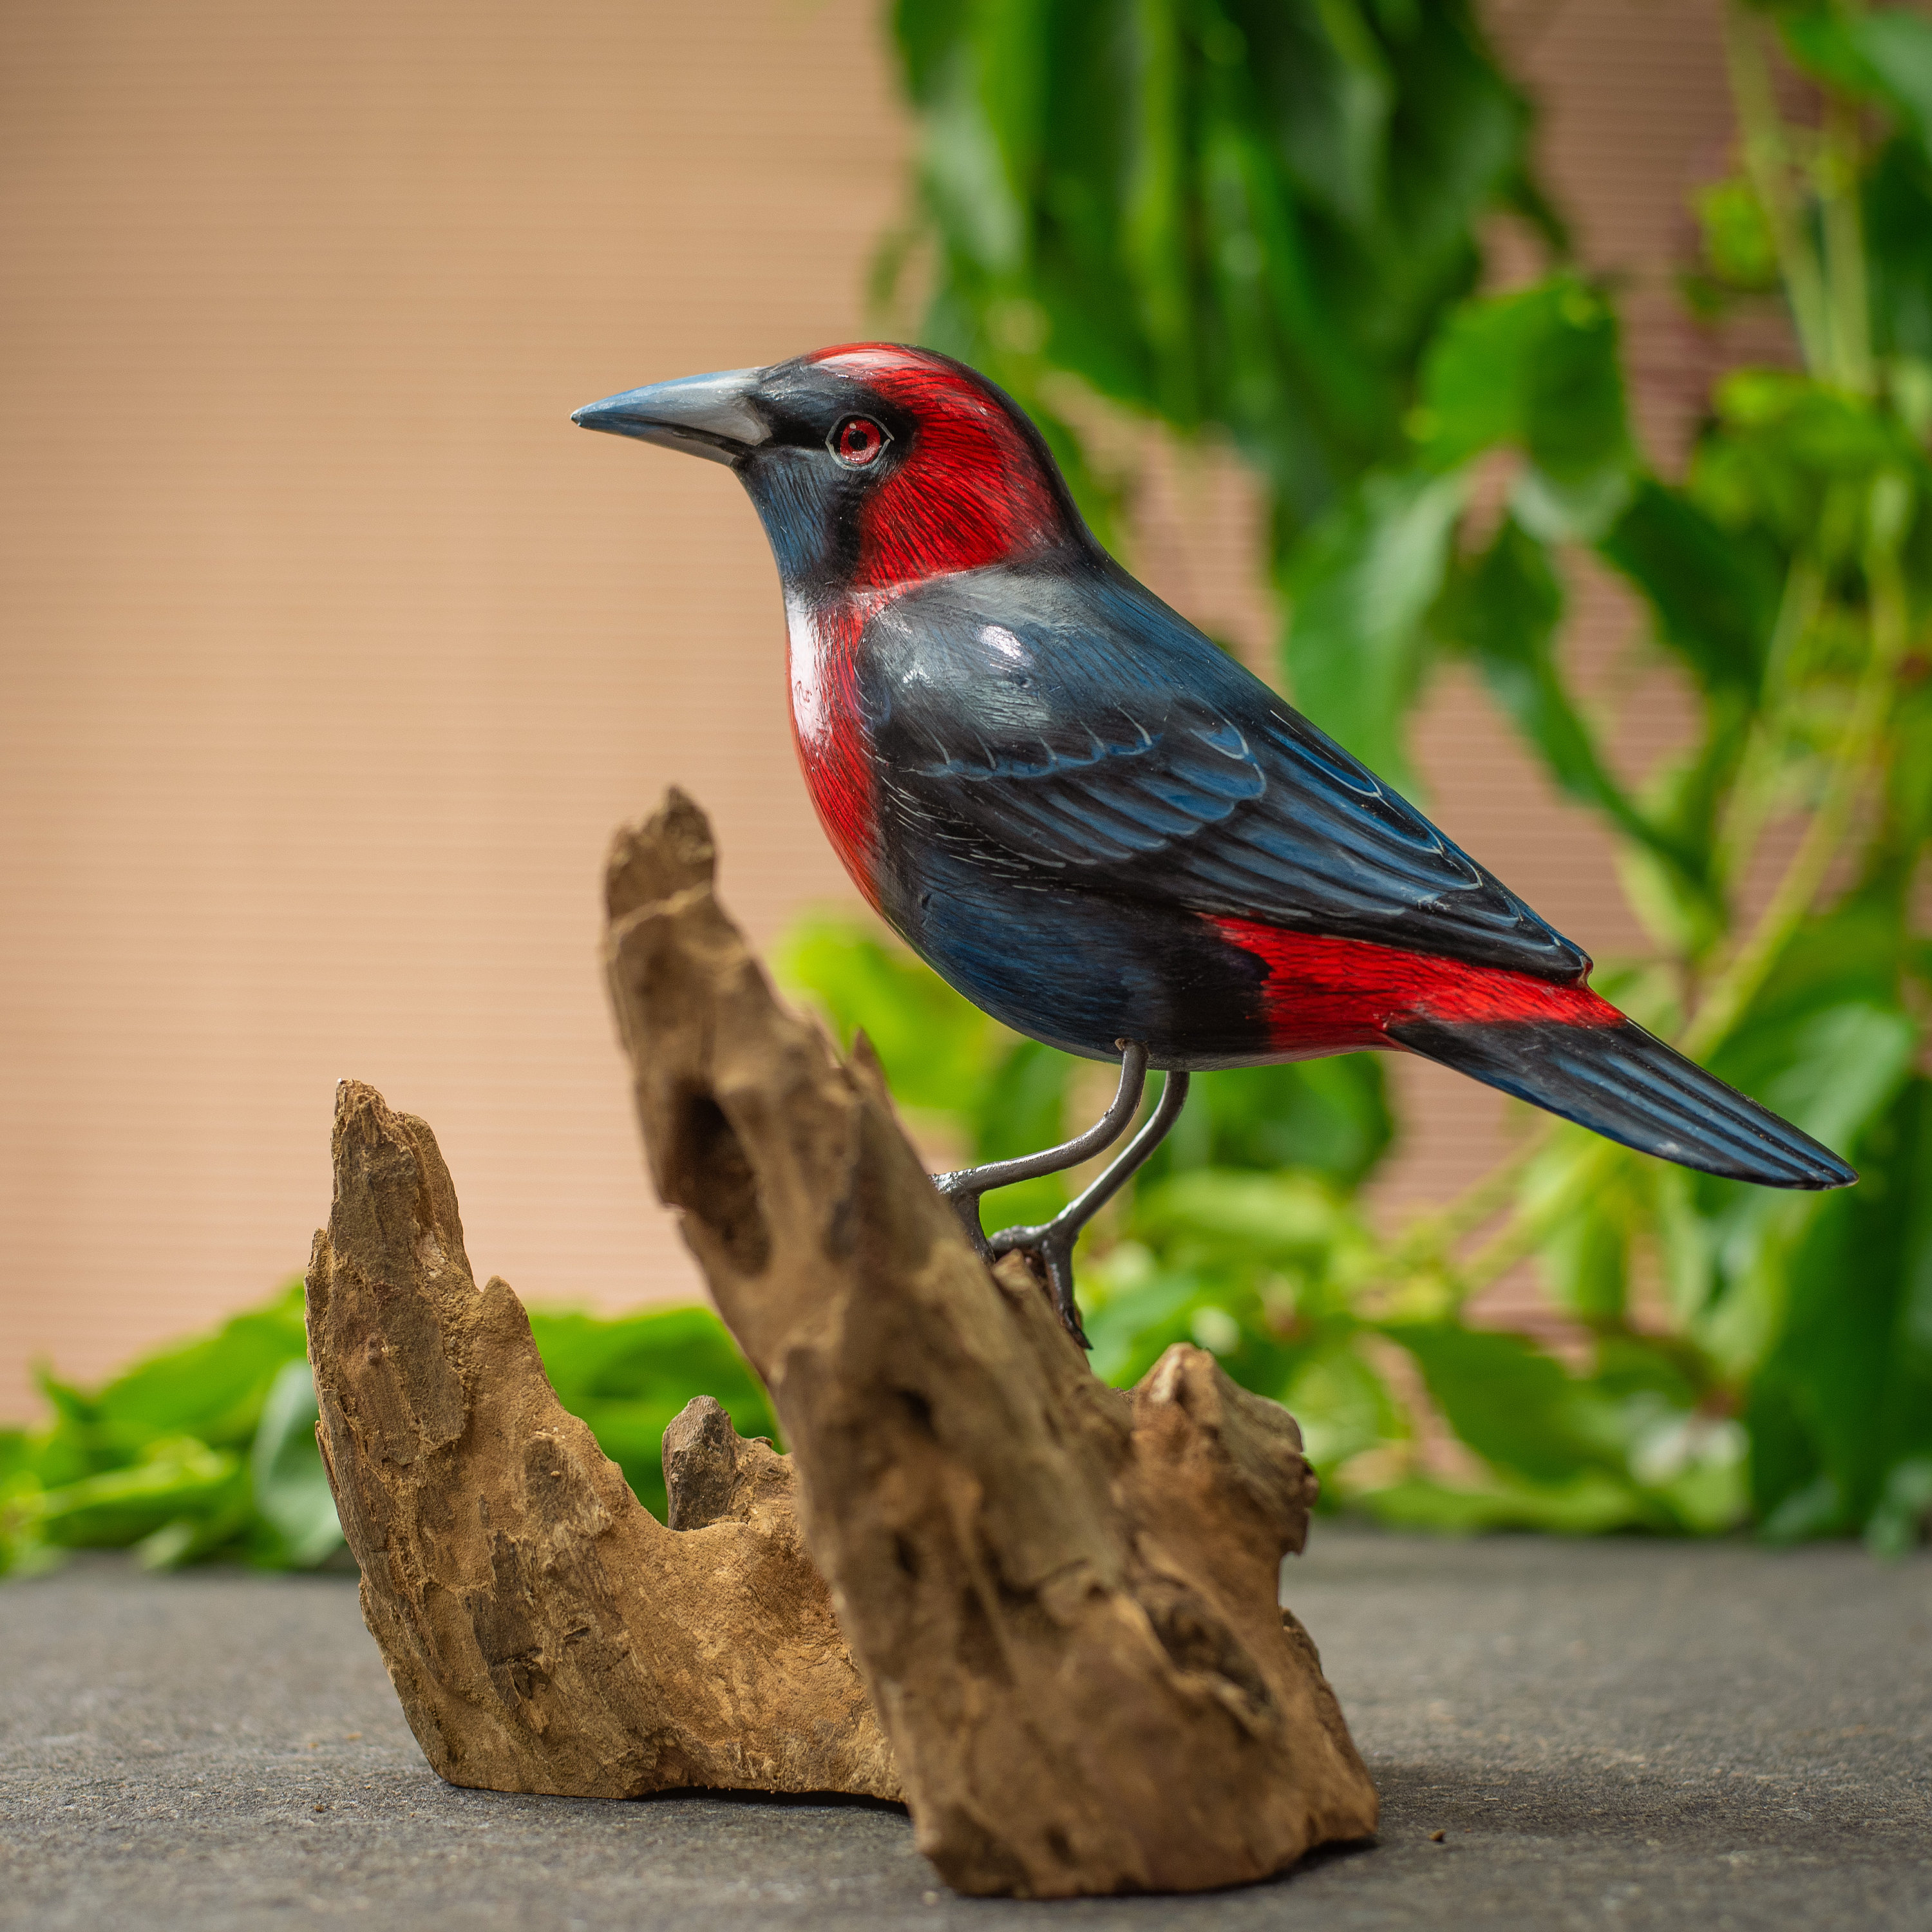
[{"left": 575, "top": 345, "right": 1853, "bottom": 1338}]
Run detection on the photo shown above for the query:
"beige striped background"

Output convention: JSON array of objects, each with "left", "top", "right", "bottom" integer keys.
[{"left": 0, "top": 0, "right": 1756, "bottom": 1417}]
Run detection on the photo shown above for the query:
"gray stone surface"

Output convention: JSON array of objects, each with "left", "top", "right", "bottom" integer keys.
[{"left": 1, "top": 1529, "right": 1927, "bottom": 1931}]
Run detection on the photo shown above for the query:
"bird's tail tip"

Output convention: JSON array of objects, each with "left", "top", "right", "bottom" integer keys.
[{"left": 1388, "top": 1013, "right": 1856, "bottom": 1191}]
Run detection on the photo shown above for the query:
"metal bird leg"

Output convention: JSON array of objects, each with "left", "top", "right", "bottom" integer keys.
[
  {"left": 989, "top": 1066, "right": 1191, "bottom": 1348},
  {"left": 934, "top": 1040, "right": 1150, "bottom": 1258}
]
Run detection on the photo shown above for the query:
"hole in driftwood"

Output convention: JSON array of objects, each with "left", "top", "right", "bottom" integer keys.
[{"left": 674, "top": 1086, "right": 771, "bottom": 1274}]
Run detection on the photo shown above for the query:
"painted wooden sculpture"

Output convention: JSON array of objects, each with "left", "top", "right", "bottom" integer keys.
[{"left": 574, "top": 345, "right": 1853, "bottom": 1339}]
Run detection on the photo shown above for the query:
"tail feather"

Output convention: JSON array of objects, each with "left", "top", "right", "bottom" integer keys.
[{"left": 1387, "top": 1014, "right": 1856, "bottom": 1190}]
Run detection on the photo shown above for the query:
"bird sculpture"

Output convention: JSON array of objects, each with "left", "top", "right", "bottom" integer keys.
[{"left": 574, "top": 345, "right": 1853, "bottom": 1341}]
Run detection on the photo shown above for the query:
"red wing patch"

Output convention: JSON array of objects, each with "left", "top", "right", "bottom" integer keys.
[{"left": 1213, "top": 916, "right": 1624, "bottom": 1057}]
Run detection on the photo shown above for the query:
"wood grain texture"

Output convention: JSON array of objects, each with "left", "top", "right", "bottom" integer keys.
[
  {"left": 305, "top": 1078, "right": 898, "bottom": 1802},
  {"left": 601, "top": 790, "right": 1378, "bottom": 1897}
]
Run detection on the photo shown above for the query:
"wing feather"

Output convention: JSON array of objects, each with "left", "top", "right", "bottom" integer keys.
[{"left": 860, "top": 565, "right": 1590, "bottom": 982}]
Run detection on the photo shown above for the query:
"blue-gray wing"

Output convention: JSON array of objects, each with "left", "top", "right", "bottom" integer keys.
[{"left": 859, "top": 564, "right": 1590, "bottom": 983}]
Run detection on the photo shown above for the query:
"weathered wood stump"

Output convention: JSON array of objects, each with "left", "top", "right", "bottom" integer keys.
[
  {"left": 306, "top": 786, "right": 1377, "bottom": 1898},
  {"left": 598, "top": 790, "right": 1378, "bottom": 1894},
  {"left": 307, "top": 1081, "right": 897, "bottom": 1801}
]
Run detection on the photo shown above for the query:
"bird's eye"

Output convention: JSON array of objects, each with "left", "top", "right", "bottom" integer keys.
[{"left": 829, "top": 415, "right": 890, "bottom": 469}]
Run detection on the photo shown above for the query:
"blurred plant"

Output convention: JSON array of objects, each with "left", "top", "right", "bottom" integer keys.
[
  {"left": 852, "top": 0, "right": 1932, "bottom": 1549},
  {"left": 878, "top": 0, "right": 1560, "bottom": 583},
  {"left": 0, "top": 1287, "right": 775, "bottom": 1577}
]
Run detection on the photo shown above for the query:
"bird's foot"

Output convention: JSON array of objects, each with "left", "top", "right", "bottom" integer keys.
[
  {"left": 934, "top": 1177, "right": 996, "bottom": 1261},
  {"left": 987, "top": 1215, "right": 1090, "bottom": 1349},
  {"left": 981, "top": 1066, "right": 1193, "bottom": 1351},
  {"left": 930, "top": 1041, "right": 1148, "bottom": 1265}
]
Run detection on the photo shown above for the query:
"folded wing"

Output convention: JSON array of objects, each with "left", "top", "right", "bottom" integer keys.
[{"left": 861, "top": 564, "right": 1591, "bottom": 984}]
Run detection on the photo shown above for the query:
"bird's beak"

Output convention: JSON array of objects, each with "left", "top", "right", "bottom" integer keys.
[{"left": 570, "top": 367, "right": 770, "bottom": 466}]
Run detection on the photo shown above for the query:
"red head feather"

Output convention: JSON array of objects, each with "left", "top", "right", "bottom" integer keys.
[{"left": 808, "top": 346, "right": 1074, "bottom": 591}]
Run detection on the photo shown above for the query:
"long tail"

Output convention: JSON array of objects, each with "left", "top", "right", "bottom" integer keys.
[{"left": 1386, "top": 1012, "right": 1856, "bottom": 1189}]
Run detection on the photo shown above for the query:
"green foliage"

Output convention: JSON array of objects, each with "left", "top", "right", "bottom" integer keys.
[
  {"left": 884, "top": 0, "right": 1550, "bottom": 545},
  {"left": 1, "top": 1287, "right": 775, "bottom": 1577},
  {"left": 1283, "top": 468, "right": 1465, "bottom": 793},
  {"left": 3, "top": 1288, "right": 311, "bottom": 1576},
  {"left": 525, "top": 1307, "right": 777, "bottom": 1523},
  {"left": 879, "top": 0, "right": 1932, "bottom": 1548},
  {"left": 1751, "top": 1075, "right": 1932, "bottom": 1553}
]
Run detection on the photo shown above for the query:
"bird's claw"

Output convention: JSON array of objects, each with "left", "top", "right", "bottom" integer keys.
[
  {"left": 931, "top": 1043, "right": 1163, "bottom": 1350},
  {"left": 987, "top": 1218, "right": 1090, "bottom": 1349},
  {"left": 933, "top": 1178, "right": 1091, "bottom": 1345},
  {"left": 934, "top": 1176, "right": 996, "bottom": 1260}
]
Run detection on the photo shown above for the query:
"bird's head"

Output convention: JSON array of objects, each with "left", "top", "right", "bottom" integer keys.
[{"left": 572, "top": 345, "right": 1092, "bottom": 596}]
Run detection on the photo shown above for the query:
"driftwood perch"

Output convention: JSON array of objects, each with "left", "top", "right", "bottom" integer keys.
[
  {"left": 306, "top": 1081, "right": 897, "bottom": 1800},
  {"left": 600, "top": 790, "right": 1378, "bottom": 1896},
  {"left": 305, "top": 788, "right": 1376, "bottom": 1897}
]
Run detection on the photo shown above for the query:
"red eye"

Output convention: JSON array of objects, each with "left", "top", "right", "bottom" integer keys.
[{"left": 829, "top": 415, "right": 889, "bottom": 468}]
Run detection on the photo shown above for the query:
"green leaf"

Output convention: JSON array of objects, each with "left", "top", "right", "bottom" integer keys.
[
  {"left": 1528, "top": 1140, "right": 1640, "bottom": 1326},
  {"left": 1600, "top": 477, "right": 1780, "bottom": 696},
  {"left": 1865, "top": 1456, "right": 1932, "bottom": 1558},
  {"left": 1687, "top": 373, "right": 1921, "bottom": 569},
  {"left": 1356, "top": 1468, "right": 1647, "bottom": 1535},
  {"left": 1747, "top": 1075, "right": 1932, "bottom": 1542},
  {"left": 775, "top": 910, "right": 1003, "bottom": 1118},
  {"left": 1867, "top": 137, "right": 1932, "bottom": 363},
  {"left": 1414, "top": 279, "right": 1553, "bottom": 464},
  {"left": 971, "top": 1035, "right": 1077, "bottom": 1230},
  {"left": 1120, "top": 0, "right": 1193, "bottom": 419},
  {"left": 924, "top": 43, "right": 1025, "bottom": 274},
  {"left": 1780, "top": 8, "right": 1932, "bottom": 164},
  {"left": 1285, "top": 1340, "right": 1403, "bottom": 1480},
  {"left": 1283, "top": 466, "right": 1466, "bottom": 792},
  {"left": 1361, "top": 1320, "right": 1742, "bottom": 1532},
  {"left": 90, "top": 1283, "right": 308, "bottom": 1452},
  {"left": 1855, "top": 12, "right": 1932, "bottom": 156},
  {"left": 1437, "top": 515, "right": 1707, "bottom": 895},
  {"left": 896, "top": 0, "right": 1540, "bottom": 541},
  {"left": 1414, "top": 274, "right": 1635, "bottom": 539},
  {"left": 1133, "top": 1168, "right": 1352, "bottom": 1272},
  {"left": 1080, "top": 1251, "right": 1211, "bottom": 1389},
  {"left": 1694, "top": 175, "right": 1780, "bottom": 292},
  {"left": 1681, "top": 897, "right": 1918, "bottom": 1386},
  {"left": 892, "top": 0, "right": 972, "bottom": 106},
  {"left": 249, "top": 1361, "right": 343, "bottom": 1569},
  {"left": 1381, "top": 1320, "right": 1625, "bottom": 1488},
  {"left": 30, "top": 1437, "right": 243, "bottom": 1551},
  {"left": 1077, "top": 1244, "right": 1314, "bottom": 1404},
  {"left": 1269, "top": 0, "right": 1394, "bottom": 231},
  {"left": 1710, "top": 891, "right": 1918, "bottom": 1150},
  {"left": 1144, "top": 1053, "right": 1392, "bottom": 1189}
]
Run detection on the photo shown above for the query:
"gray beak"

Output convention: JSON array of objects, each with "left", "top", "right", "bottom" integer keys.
[{"left": 570, "top": 367, "right": 770, "bottom": 466}]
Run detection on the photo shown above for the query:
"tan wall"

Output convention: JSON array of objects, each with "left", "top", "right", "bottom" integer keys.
[{"left": 0, "top": 0, "right": 1747, "bottom": 1417}]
